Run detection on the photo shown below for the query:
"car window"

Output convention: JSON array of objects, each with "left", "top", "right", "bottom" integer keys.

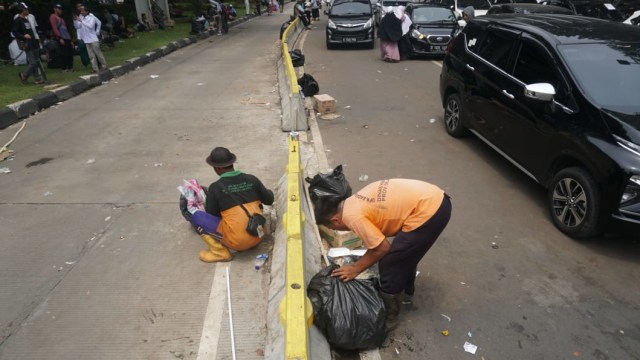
[
  {"left": 458, "top": 0, "right": 492, "bottom": 10},
  {"left": 332, "top": 1, "right": 372, "bottom": 14},
  {"left": 476, "top": 30, "right": 516, "bottom": 71},
  {"left": 413, "top": 7, "right": 457, "bottom": 21},
  {"left": 381, "top": 0, "right": 409, "bottom": 6},
  {"left": 513, "top": 41, "right": 562, "bottom": 93}
]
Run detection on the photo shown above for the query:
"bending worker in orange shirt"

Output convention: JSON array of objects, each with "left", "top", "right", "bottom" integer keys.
[{"left": 315, "top": 179, "right": 452, "bottom": 329}]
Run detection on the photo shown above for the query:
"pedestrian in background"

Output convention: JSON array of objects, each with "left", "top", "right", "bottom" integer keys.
[
  {"left": 74, "top": 6, "right": 107, "bottom": 73},
  {"left": 187, "top": 147, "right": 275, "bottom": 263},
  {"left": 311, "top": 0, "right": 320, "bottom": 21},
  {"left": 12, "top": 2, "right": 45, "bottom": 84},
  {"left": 294, "top": 0, "right": 310, "bottom": 29},
  {"left": 49, "top": 3, "right": 74, "bottom": 72},
  {"left": 315, "top": 178, "right": 452, "bottom": 330}
]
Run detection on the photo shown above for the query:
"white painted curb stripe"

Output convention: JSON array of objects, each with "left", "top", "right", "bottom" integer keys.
[{"left": 197, "top": 263, "right": 227, "bottom": 360}]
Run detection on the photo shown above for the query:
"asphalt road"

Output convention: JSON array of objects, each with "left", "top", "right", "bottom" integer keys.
[{"left": 301, "top": 17, "right": 640, "bottom": 360}]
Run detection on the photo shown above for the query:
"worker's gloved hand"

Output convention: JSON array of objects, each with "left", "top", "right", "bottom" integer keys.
[{"left": 331, "top": 264, "right": 360, "bottom": 282}]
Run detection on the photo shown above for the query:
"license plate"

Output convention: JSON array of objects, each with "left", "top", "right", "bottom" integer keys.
[{"left": 342, "top": 37, "right": 357, "bottom": 43}]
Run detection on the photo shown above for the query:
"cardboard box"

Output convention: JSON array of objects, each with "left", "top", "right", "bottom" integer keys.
[
  {"left": 313, "top": 94, "right": 336, "bottom": 114},
  {"left": 318, "top": 225, "right": 362, "bottom": 249}
]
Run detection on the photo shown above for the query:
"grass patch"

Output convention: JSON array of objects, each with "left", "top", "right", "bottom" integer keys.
[{"left": 0, "top": 22, "right": 190, "bottom": 108}]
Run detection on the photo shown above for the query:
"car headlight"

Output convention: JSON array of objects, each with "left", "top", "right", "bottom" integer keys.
[
  {"left": 411, "top": 29, "right": 424, "bottom": 39},
  {"left": 364, "top": 18, "right": 373, "bottom": 29},
  {"left": 621, "top": 175, "right": 640, "bottom": 205},
  {"left": 614, "top": 134, "right": 640, "bottom": 157},
  {"left": 328, "top": 19, "right": 336, "bottom": 29}
]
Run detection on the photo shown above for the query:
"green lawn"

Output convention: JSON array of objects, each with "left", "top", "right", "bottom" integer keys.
[{"left": 0, "top": 22, "right": 190, "bottom": 108}]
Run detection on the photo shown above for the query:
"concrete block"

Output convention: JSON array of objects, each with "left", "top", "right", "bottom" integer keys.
[
  {"left": 138, "top": 54, "right": 150, "bottom": 66},
  {"left": 32, "top": 91, "right": 59, "bottom": 110},
  {"left": 7, "top": 99, "right": 38, "bottom": 119},
  {"left": 125, "top": 57, "right": 143, "bottom": 69},
  {"left": 187, "top": 35, "right": 196, "bottom": 43},
  {"left": 51, "top": 85, "right": 75, "bottom": 101},
  {"left": 0, "top": 108, "right": 19, "bottom": 129},
  {"left": 69, "top": 80, "right": 90, "bottom": 94},
  {"left": 120, "top": 62, "right": 134, "bottom": 74},
  {"left": 313, "top": 94, "right": 336, "bottom": 114},
  {"left": 145, "top": 51, "right": 160, "bottom": 62},
  {"left": 80, "top": 74, "right": 101, "bottom": 87},
  {"left": 170, "top": 41, "right": 180, "bottom": 50},
  {"left": 109, "top": 65, "right": 127, "bottom": 78},
  {"left": 159, "top": 45, "right": 171, "bottom": 55},
  {"left": 177, "top": 39, "right": 188, "bottom": 47},
  {"left": 98, "top": 70, "right": 113, "bottom": 82}
]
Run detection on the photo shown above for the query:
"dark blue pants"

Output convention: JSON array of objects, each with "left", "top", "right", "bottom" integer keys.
[{"left": 378, "top": 195, "right": 452, "bottom": 294}]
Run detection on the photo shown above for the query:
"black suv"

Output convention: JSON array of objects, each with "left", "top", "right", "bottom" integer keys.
[
  {"left": 325, "top": 0, "right": 376, "bottom": 49},
  {"left": 439, "top": 14, "right": 640, "bottom": 238},
  {"left": 542, "top": 0, "right": 625, "bottom": 21},
  {"left": 404, "top": 2, "right": 461, "bottom": 57}
]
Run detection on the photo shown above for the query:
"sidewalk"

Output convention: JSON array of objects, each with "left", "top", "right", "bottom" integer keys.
[{"left": 0, "top": 10, "right": 299, "bottom": 360}]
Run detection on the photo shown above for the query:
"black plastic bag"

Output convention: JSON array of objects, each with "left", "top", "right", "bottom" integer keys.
[
  {"left": 289, "top": 49, "right": 305, "bottom": 67},
  {"left": 306, "top": 164, "right": 352, "bottom": 204},
  {"left": 307, "top": 265, "right": 386, "bottom": 350},
  {"left": 297, "top": 73, "right": 319, "bottom": 96}
]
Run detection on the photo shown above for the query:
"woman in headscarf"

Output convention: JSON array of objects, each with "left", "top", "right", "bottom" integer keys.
[{"left": 378, "top": 11, "right": 403, "bottom": 62}]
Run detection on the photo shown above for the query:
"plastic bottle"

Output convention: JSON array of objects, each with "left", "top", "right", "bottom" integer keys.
[{"left": 254, "top": 253, "right": 269, "bottom": 270}]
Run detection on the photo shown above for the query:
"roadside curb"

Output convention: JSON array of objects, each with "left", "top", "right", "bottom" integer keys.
[{"left": 0, "top": 15, "right": 255, "bottom": 129}]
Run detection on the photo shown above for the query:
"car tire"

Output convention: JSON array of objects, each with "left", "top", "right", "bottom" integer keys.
[
  {"left": 548, "top": 167, "right": 603, "bottom": 238},
  {"left": 444, "top": 93, "right": 469, "bottom": 137}
]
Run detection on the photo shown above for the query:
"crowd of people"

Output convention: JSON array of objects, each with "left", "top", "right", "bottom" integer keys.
[{"left": 8, "top": 1, "right": 156, "bottom": 85}]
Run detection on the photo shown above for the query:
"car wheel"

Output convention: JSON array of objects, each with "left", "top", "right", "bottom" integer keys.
[
  {"left": 548, "top": 167, "right": 602, "bottom": 238},
  {"left": 444, "top": 93, "right": 469, "bottom": 137}
]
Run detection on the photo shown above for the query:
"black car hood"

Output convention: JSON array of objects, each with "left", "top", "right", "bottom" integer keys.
[
  {"left": 330, "top": 15, "right": 372, "bottom": 23},
  {"left": 602, "top": 108, "right": 640, "bottom": 145}
]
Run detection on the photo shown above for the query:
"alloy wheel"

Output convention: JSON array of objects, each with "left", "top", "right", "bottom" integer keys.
[
  {"left": 551, "top": 177, "right": 588, "bottom": 228},
  {"left": 445, "top": 98, "right": 459, "bottom": 132}
]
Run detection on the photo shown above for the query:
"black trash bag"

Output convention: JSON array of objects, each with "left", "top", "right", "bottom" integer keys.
[
  {"left": 289, "top": 49, "right": 305, "bottom": 67},
  {"left": 297, "top": 73, "right": 319, "bottom": 97},
  {"left": 305, "top": 164, "right": 352, "bottom": 204},
  {"left": 307, "top": 265, "right": 387, "bottom": 350}
]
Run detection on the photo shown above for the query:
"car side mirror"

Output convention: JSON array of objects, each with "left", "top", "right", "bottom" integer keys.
[{"left": 524, "top": 83, "right": 555, "bottom": 102}]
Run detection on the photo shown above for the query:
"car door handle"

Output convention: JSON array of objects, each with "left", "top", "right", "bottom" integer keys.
[
  {"left": 466, "top": 64, "right": 475, "bottom": 71},
  {"left": 502, "top": 90, "right": 514, "bottom": 99}
]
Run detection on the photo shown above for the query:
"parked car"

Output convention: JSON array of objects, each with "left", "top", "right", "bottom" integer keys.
[
  {"left": 403, "top": 2, "right": 461, "bottom": 56},
  {"left": 613, "top": 0, "right": 640, "bottom": 18},
  {"left": 439, "top": 14, "right": 640, "bottom": 238},
  {"left": 375, "top": 0, "right": 411, "bottom": 25},
  {"left": 490, "top": 0, "right": 538, "bottom": 4},
  {"left": 487, "top": 3, "right": 576, "bottom": 13},
  {"left": 542, "top": 0, "right": 625, "bottom": 20},
  {"left": 325, "top": 0, "right": 376, "bottom": 49},
  {"left": 438, "top": 0, "right": 494, "bottom": 24}
]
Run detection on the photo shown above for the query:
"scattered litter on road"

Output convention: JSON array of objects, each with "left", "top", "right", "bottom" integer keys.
[
  {"left": 491, "top": 242, "right": 499, "bottom": 249},
  {"left": 460, "top": 281, "right": 466, "bottom": 285},
  {"left": 359, "top": 174, "right": 369, "bottom": 182},
  {"left": 430, "top": 118, "right": 437, "bottom": 123},
  {"left": 154, "top": 163, "right": 163, "bottom": 167},
  {"left": 416, "top": 270, "right": 420, "bottom": 277},
  {"left": 87, "top": 158, "right": 96, "bottom": 164},
  {"left": 441, "top": 330, "right": 449, "bottom": 336},
  {"left": 464, "top": 341, "right": 478, "bottom": 354},
  {"left": 620, "top": 330, "right": 625, "bottom": 334},
  {"left": 150, "top": 74, "right": 159, "bottom": 78},
  {"left": 573, "top": 351, "right": 582, "bottom": 357},
  {"left": 319, "top": 113, "right": 341, "bottom": 120},
  {"left": 43, "top": 191, "right": 52, "bottom": 196},
  {"left": 404, "top": 68, "right": 408, "bottom": 71},
  {"left": 254, "top": 254, "right": 269, "bottom": 270},
  {"left": 0, "top": 167, "right": 11, "bottom": 174},
  {"left": 410, "top": 139, "right": 415, "bottom": 142},
  {"left": 65, "top": 261, "right": 75, "bottom": 265},
  {"left": 362, "top": 124, "right": 369, "bottom": 129},
  {"left": 468, "top": 331, "right": 473, "bottom": 337},
  {"left": 104, "top": 216, "right": 111, "bottom": 222},
  {"left": 377, "top": 70, "right": 382, "bottom": 73},
  {"left": 395, "top": 348, "right": 400, "bottom": 355},
  {"left": 441, "top": 314, "right": 451, "bottom": 322},
  {"left": 197, "top": 82, "right": 205, "bottom": 86},
  {"left": 345, "top": 105, "right": 351, "bottom": 109},
  {"left": 120, "top": 236, "right": 125, "bottom": 240}
]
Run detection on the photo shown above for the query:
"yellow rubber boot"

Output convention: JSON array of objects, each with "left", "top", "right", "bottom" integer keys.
[{"left": 199, "top": 234, "right": 233, "bottom": 263}]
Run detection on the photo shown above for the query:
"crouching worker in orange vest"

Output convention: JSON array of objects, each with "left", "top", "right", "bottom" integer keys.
[{"left": 189, "top": 147, "right": 275, "bottom": 262}]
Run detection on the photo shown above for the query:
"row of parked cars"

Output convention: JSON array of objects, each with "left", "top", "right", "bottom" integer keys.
[{"left": 324, "top": 0, "right": 640, "bottom": 237}]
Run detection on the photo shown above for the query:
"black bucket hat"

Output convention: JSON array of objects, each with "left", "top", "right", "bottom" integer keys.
[{"left": 206, "top": 147, "right": 236, "bottom": 167}]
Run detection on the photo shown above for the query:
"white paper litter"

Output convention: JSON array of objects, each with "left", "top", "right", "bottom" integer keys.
[
  {"left": 359, "top": 174, "right": 369, "bottom": 182},
  {"left": 104, "top": 216, "right": 111, "bottom": 222},
  {"left": 441, "top": 314, "right": 451, "bottom": 322},
  {"left": 150, "top": 74, "right": 159, "bottom": 78},
  {"left": 0, "top": 167, "right": 11, "bottom": 174},
  {"left": 87, "top": 158, "right": 96, "bottom": 164},
  {"left": 327, "top": 248, "right": 367, "bottom": 258},
  {"left": 464, "top": 341, "right": 478, "bottom": 354},
  {"left": 430, "top": 118, "right": 437, "bottom": 123}
]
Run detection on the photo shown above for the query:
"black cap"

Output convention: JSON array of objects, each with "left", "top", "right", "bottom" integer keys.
[{"left": 206, "top": 147, "right": 237, "bottom": 167}]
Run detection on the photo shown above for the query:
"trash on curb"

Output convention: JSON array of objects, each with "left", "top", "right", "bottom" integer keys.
[
  {"left": 0, "top": 167, "right": 11, "bottom": 174},
  {"left": 359, "top": 174, "right": 368, "bottom": 182},
  {"left": 87, "top": 158, "right": 96, "bottom": 164},
  {"left": 491, "top": 242, "right": 499, "bottom": 249},
  {"left": 441, "top": 330, "right": 449, "bottom": 336},
  {"left": 150, "top": 74, "right": 159, "bottom": 78},
  {"left": 313, "top": 94, "right": 336, "bottom": 114},
  {"left": 468, "top": 331, "right": 473, "bottom": 337},
  {"left": 441, "top": 314, "right": 451, "bottom": 322},
  {"left": 464, "top": 341, "right": 478, "bottom": 354},
  {"left": 254, "top": 253, "right": 268, "bottom": 270},
  {"left": 430, "top": 118, "right": 437, "bottom": 123},
  {"left": 43, "top": 191, "right": 52, "bottom": 196}
]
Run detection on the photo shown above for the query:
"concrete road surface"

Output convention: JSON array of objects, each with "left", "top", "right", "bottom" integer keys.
[
  {"left": 301, "top": 17, "right": 640, "bottom": 360},
  {"left": 0, "top": 13, "right": 293, "bottom": 360}
]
